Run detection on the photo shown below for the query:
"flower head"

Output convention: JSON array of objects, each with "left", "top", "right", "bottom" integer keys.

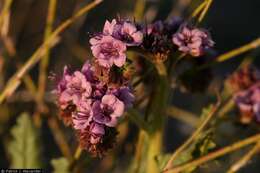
[
  {"left": 90, "top": 35, "right": 127, "bottom": 68},
  {"left": 141, "top": 21, "right": 173, "bottom": 61},
  {"left": 111, "top": 86, "right": 135, "bottom": 108},
  {"left": 55, "top": 60, "right": 134, "bottom": 156},
  {"left": 103, "top": 19, "right": 143, "bottom": 46},
  {"left": 58, "top": 71, "right": 92, "bottom": 109},
  {"left": 234, "top": 82, "right": 260, "bottom": 124},
  {"left": 227, "top": 65, "right": 260, "bottom": 92},
  {"left": 172, "top": 25, "right": 214, "bottom": 57},
  {"left": 92, "top": 94, "right": 125, "bottom": 127}
]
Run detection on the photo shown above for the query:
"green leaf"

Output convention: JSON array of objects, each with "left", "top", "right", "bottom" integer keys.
[
  {"left": 192, "top": 130, "right": 216, "bottom": 158},
  {"left": 8, "top": 112, "right": 41, "bottom": 168},
  {"left": 51, "top": 157, "right": 70, "bottom": 173}
]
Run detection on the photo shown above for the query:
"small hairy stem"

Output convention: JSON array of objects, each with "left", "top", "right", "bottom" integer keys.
[
  {"left": 37, "top": 0, "right": 57, "bottom": 109},
  {"left": 163, "top": 134, "right": 260, "bottom": 173},
  {"left": 0, "top": 0, "right": 103, "bottom": 104},
  {"left": 227, "top": 141, "right": 260, "bottom": 173},
  {"left": 163, "top": 98, "right": 221, "bottom": 171}
]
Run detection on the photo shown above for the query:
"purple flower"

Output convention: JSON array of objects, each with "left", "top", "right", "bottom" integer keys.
[
  {"left": 81, "top": 61, "right": 95, "bottom": 82},
  {"left": 90, "top": 35, "right": 127, "bottom": 68},
  {"left": 89, "top": 122, "right": 105, "bottom": 144},
  {"left": 172, "top": 25, "right": 214, "bottom": 57},
  {"left": 57, "top": 70, "right": 92, "bottom": 110},
  {"left": 234, "top": 82, "right": 260, "bottom": 123},
  {"left": 141, "top": 21, "right": 173, "bottom": 60},
  {"left": 118, "top": 22, "right": 143, "bottom": 46},
  {"left": 55, "top": 58, "right": 134, "bottom": 156},
  {"left": 56, "top": 66, "right": 70, "bottom": 93},
  {"left": 103, "top": 19, "right": 143, "bottom": 46},
  {"left": 92, "top": 94, "right": 125, "bottom": 127},
  {"left": 103, "top": 19, "right": 117, "bottom": 35},
  {"left": 145, "top": 21, "right": 164, "bottom": 35},
  {"left": 227, "top": 65, "right": 260, "bottom": 92},
  {"left": 72, "top": 99, "right": 93, "bottom": 131},
  {"left": 111, "top": 86, "right": 135, "bottom": 108}
]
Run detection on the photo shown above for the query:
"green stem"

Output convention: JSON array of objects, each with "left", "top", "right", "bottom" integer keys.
[
  {"left": 146, "top": 73, "right": 170, "bottom": 173},
  {"left": 147, "top": 131, "right": 163, "bottom": 173}
]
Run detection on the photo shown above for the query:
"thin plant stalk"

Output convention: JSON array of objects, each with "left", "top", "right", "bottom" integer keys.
[
  {"left": 0, "top": 0, "right": 13, "bottom": 30},
  {"left": 38, "top": 0, "right": 57, "bottom": 107},
  {"left": 190, "top": 1, "right": 207, "bottom": 19},
  {"left": 198, "top": 0, "right": 213, "bottom": 22},
  {"left": 216, "top": 38, "right": 260, "bottom": 62},
  {"left": 227, "top": 141, "right": 260, "bottom": 173},
  {"left": 74, "top": 146, "right": 83, "bottom": 160},
  {"left": 198, "top": 37, "right": 260, "bottom": 70}
]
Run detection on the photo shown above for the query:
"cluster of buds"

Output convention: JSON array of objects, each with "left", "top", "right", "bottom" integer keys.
[
  {"left": 54, "top": 17, "right": 214, "bottom": 156},
  {"left": 228, "top": 66, "right": 260, "bottom": 124}
]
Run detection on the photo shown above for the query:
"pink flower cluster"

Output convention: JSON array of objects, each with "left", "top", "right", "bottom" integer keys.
[
  {"left": 54, "top": 17, "right": 215, "bottom": 156},
  {"left": 55, "top": 61, "right": 134, "bottom": 156},
  {"left": 89, "top": 18, "right": 214, "bottom": 67},
  {"left": 172, "top": 25, "right": 214, "bottom": 57},
  {"left": 234, "top": 83, "right": 260, "bottom": 123},
  {"left": 90, "top": 19, "right": 143, "bottom": 68},
  {"left": 231, "top": 66, "right": 260, "bottom": 124}
]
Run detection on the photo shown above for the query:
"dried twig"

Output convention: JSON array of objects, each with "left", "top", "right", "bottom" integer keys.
[{"left": 227, "top": 141, "right": 260, "bottom": 173}]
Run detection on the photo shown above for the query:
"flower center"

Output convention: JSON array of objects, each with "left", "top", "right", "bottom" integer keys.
[
  {"left": 101, "top": 42, "right": 119, "bottom": 57},
  {"left": 102, "top": 105, "right": 114, "bottom": 116}
]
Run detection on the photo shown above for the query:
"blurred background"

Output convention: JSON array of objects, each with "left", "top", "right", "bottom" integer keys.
[{"left": 0, "top": 0, "right": 260, "bottom": 172}]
